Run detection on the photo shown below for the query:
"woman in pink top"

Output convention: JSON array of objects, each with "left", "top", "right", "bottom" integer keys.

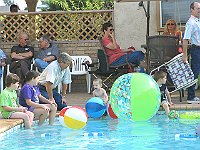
[
  {"left": 163, "top": 19, "right": 182, "bottom": 53},
  {"left": 102, "top": 22, "right": 146, "bottom": 72}
]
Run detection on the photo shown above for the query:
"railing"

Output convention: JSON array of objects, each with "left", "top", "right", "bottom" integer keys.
[{"left": 0, "top": 10, "right": 113, "bottom": 42}]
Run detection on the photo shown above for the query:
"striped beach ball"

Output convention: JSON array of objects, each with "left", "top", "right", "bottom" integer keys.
[
  {"left": 107, "top": 101, "right": 118, "bottom": 119},
  {"left": 85, "top": 97, "right": 106, "bottom": 118},
  {"left": 59, "top": 106, "right": 88, "bottom": 130}
]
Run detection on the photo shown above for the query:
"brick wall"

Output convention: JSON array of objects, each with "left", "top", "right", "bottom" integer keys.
[{"left": 1, "top": 40, "right": 101, "bottom": 92}]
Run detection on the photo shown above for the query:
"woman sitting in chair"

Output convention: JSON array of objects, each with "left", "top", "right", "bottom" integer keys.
[
  {"left": 102, "top": 22, "right": 146, "bottom": 72},
  {"left": 163, "top": 19, "right": 182, "bottom": 52}
]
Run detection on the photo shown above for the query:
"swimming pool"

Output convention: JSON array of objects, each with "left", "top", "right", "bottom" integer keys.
[{"left": 1, "top": 112, "right": 200, "bottom": 150}]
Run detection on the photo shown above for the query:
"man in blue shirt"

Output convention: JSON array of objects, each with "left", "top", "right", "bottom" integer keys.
[{"left": 34, "top": 35, "right": 59, "bottom": 72}]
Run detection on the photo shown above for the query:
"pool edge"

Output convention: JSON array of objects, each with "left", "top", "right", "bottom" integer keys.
[{"left": 1, "top": 105, "right": 200, "bottom": 135}]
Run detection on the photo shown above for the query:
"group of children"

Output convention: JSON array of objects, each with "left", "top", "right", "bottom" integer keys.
[
  {"left": 0, "top": 71, "right": 57, "bottom": 129},
  {"left": 0, "top": 66, "right": 175, "bottom": 129}
]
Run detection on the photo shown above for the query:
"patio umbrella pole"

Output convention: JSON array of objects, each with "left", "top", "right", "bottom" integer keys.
[
  {"left": 139, "top": 1, "right": 150, "bottom": 36},
  {"left": 146, "top": 1, "right": 150, "bottom": 36}
]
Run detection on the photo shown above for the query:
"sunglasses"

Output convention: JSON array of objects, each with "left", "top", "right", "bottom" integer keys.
[
  {"left": 23, "top": 38, "right": 29, "bottom": 41},
  {"left": 167, "top": 23, "right": 175, "bottom": 26},
  {"left": 109, "top": 28, "right": 114, "bottom": 31}
]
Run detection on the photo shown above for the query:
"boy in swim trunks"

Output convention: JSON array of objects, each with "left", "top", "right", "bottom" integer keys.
[{"left": 154, "top": 70, "right": 174, "bottom": 117}]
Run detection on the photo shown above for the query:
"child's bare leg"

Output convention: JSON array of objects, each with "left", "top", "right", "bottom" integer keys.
[
  {"left": 10, "top": 112, "right": 32, "bottom": 129},
  {"left": 33, "top": 108, "right": 49, "bottom": 126},
  {"left": 44, "top": 104, "right": 57, "bottom": 125},
  {"left": 25, "top": 111, "right": 34, "bottom": 126},
  {"left": 162, "top": 103, "right": 170, "bottom": 115}
]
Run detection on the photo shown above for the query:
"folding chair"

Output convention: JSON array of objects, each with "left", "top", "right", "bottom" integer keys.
[
  {"left": 150, "top": 53, "right": 197, "bottom": 102},
  {"left": 98, "top": 36, "right": 137, "bottom": 72},
  {"left": 0, "top": 66, "right": 4, "bottom": 92},
  {"left": 88, "top": 49, "right": 129, "bottom": 92},
  {"left": 146, "top": 35, "right": 186, "bottom": 101},
  {"left": 146, "top": 35, "right": 180, "bottom": 72}
]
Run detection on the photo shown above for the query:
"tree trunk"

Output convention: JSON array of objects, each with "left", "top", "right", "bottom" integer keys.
[{"left": 25, "top": 0, "right": 39, "bottom": 12}]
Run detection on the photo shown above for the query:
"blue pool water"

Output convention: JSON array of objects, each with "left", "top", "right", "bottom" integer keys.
[{"left": 1, "top": 112, "right": 200, "bottom": 150}]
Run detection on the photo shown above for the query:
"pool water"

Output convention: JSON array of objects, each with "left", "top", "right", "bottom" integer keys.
[{"left": 1, "top": 112, "right": 200, "bottom": 150}]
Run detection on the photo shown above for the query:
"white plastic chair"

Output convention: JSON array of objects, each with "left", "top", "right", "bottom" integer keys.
[
  {"left": 69, "top": 56, "right": 92, "bottom": 93},
  {"left": 0, "top": 66, "right": 4, "bottom": 92}
]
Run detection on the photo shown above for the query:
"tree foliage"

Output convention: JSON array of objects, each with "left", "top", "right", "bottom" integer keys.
[
  {"left": 43, "top": 0, "right": 114, "bottom": 11},
  {"left": 3, "top": 0, "right": 14, "bottom": 6}
]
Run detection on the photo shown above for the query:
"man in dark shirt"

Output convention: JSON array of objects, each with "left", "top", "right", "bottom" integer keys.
[{"left": 10, "top": 32, "right": 34, "bottom": 83}]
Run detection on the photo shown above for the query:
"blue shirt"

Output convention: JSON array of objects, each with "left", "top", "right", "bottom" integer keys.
[
  {"left": 184, "top": 15, "right": 200, "bottom": 46},
  {"left": 0, "top": 48, "right": 6, "bottom": 65},
  {"left": 19, "top": 84, "right": 40, "bottom": 109},
  {"left": 35, "top": 43, "right": 59, "bottom": 62}
]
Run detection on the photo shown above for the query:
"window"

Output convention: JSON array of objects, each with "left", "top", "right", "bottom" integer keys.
[{"left": 157, "top": 0, "right": 193, "bottom": 31}]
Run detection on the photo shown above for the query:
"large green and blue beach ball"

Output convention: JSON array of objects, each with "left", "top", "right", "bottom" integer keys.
[{"left": 110, "top": 73, "right": 161, "bottom": 121}]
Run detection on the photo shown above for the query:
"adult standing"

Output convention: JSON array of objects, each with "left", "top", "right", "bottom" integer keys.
[
  {"left": 182, "top": 2, "right": 200, "bottom": 104},
  {"left": 34, "top": 35, "right": 59, "bottom": 72},
  {"left": 10, "top": 32, "right": 34, "bottom": 84},
  {"left": 38, "top": 52, "right": 72, "bottom": 111}
]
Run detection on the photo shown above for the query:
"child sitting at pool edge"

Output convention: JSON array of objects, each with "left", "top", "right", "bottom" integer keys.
[
  {"left": 154, "top": 70, "right": 174, "bottom": 117},
  {"left": 92, "top": 78, "right": 108, "bottom": 105},
  {"left": 0, "top": 73, "right": 34, "bottom": 129},
  {"left": 19, "top": 70, "right": 57, "bottom": 126}
]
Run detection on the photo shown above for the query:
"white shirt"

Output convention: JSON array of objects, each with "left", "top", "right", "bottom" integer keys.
[
  {"left": 39, "top": 60, "right": 72, "bottom": 89},
  {"left": 184, "top": 15, "right": 200, "bottom": 46}
]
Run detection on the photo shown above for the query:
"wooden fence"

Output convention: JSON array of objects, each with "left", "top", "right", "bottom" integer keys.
[{"left": 0, "top": 10, "right": 113, "bottom": 42}]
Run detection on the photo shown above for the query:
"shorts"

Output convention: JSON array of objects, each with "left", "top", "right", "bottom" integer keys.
[
  {"left": 161, "top": 100, "right": 170, "bottom": 106},
  {"left": 27, "top": 107, "right": 35, "bottom": 112},
  {"left": 2, "top": 111, "right": 15, "bottom": 119}
]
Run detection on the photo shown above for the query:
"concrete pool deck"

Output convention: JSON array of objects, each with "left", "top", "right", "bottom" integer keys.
[{"left": 1, "top": 90, "right": 200, "bottom": 134}]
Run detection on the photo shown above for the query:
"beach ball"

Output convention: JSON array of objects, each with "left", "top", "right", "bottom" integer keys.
[
  {"left": 110, "top": 73, "right": 161, "bottom": 121},
  {"left": 85, "top": 97, "right": 106, "bottom": 118},
  {"left": 107, "top": 101, "right": 118, "bottom": 119},
  {"left": 59, "top": 106, "right": 88, "bottom": 130},
  {"left": 168, "top": 110, "right": 179, "bottom": 119}
]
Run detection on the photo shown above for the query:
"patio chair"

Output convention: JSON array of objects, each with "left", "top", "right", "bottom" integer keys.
[
  {"left": 98, "top": 36, "right": 136, "bottom": 72},
  {"left": 87, "top": 49, "right": 129, "bottom": 92},
  {"left": 0, "top": 58, "right": 35, "bottom": 90},
  {"left": 69, "top": 56, "right": 92, "bottom": 93},
  {"left": 146, "top": 35, "right": 184, "bottom": 101},
  {"left": 146, "top": 35, "right": 180, "bottom": 72},
  {"left": 0, "top": 66, "right": 4, "bottom": 92},
  {"left": 150, "top": 53, "right": 198, "bottom": 102}
]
